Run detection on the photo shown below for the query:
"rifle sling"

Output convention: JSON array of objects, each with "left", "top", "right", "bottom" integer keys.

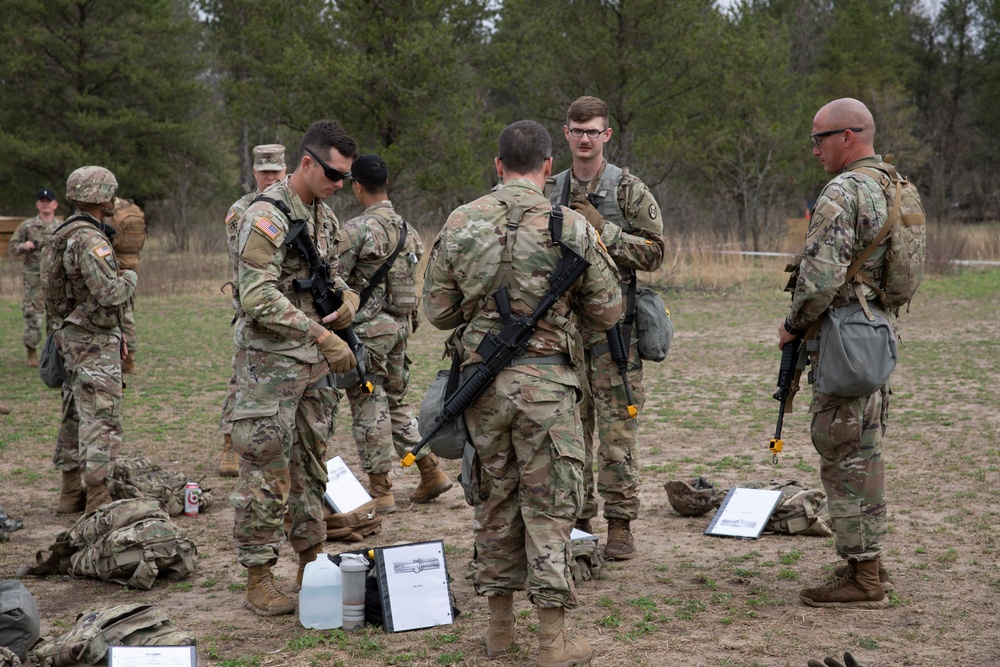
[{"left": 357, "top": 211, "right": 408, "bottom": 310}]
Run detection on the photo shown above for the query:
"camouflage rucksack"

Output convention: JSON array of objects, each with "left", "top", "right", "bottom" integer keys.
[
  {"left": 109, "top": 198, "right": 146, "bottom": 271},
  {"left": 850, "top": 158, "right": 926, "bottom": 312},
  {"left": 22, "top": 499, "right": 197, "bottom": 590},
  {"left": 324, "top": 500, "right": 383, "bottom": 542},
  {"left": 32, "top": 604, "right": 193, "bottom": 667},
  {"left": 569, "top": 538, "right": 604, "bottom": 582},
  {"left": 363, "top": 211, "right": 421, "bottom": 318},
  {"left": 107, "top": 457, "right": 213, "bottom": 517}
]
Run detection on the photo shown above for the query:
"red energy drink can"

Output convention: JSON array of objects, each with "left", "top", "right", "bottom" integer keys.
[{"left": 184, "top": 482, "right": 201, "bottom": 516}]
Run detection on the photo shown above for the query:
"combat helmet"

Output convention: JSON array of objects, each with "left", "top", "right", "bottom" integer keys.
[
  {"left": 664, "top": 477, "right": 725, "bottom": 517},
  {"left": 66, "top": 166, "right": 118, "bottom": 206}
]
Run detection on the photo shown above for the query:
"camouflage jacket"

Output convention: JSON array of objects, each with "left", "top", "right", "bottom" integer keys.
[
  {"left": 423, "top": 178, "right": 623, "bottom": 387},
  {"left": 337, "top": 200, "right": 423, "bottom": 324},
  {"left": 551, "top": 161, "right": 665, "bottom": 346},
  {"left": 7, "top": 215, "right": 54, "bottom": 275},
  {"left": 225, "top": 191, "right": 257, "bottom": 271},
  {"left": 234, "top": 176, "right": 352, "bottom": 363},
  {"left": 56, "top": 214, "right": 137, "bottom": 334},
  {"left": 786, "top": 155, "right": 893, "bottom": 332}
]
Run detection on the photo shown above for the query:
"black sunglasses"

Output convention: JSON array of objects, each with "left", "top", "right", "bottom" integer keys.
[
  {"left": 810, "top": 127, "right": 863, "bottom": 148},
  {"left": 303, "top": 146, "right": 351, "bottom": 182}
]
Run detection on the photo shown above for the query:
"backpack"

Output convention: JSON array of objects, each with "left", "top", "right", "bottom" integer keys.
[
  {"left": 324, "top": 500, "right": 383, "bottom": 542},
  {"left": 107, "top": 457, "right": 213, "bottom": 517},
  {"left": 32, "top": 604, "right": 193, "bottom": 667},
  {"left": 850, "top": 159, "right": 926, "bottom": 311},
  {"left": 22, "top": 499, "right": 197, "bottom": 590},
  {"left": 109, "top": 199, "right": 146, "bottom": 271},
  {"left": 740, "top": 480, "right": 832, "bottom": 537},
  {"left": 38, "top": 218, "right": 96, "bottom": 322},
  {"left": 0, "top": 581, "right": 40, "bottom": 663},
  {"left": 362, "top": 211, "right": 420, "bottom": 318}
]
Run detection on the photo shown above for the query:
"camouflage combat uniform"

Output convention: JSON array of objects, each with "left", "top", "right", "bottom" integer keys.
[
  {"left": 230, "top": 176, "right": 351, "bottom": 567},
  {"left": 219, "top": 190, "right": 257, "bottom": 436},
  {"left": 109, "top": 199, "right": 146, "bottom": 356},
  {"left": 49, "top": 213, "right": 137, "bottom": 487},
  {"left": 424, "top": 178, "right": 622, "bottom": 608},
  {"left": 785, "top": 155, "right": 896, "bottom": 562},
  {"left": 549, "top": 162, "right": 664, "bottom": 522},
  {"left": 337, "top": 200, "right": 426, "bottom": 473},
  {"left": 7, "top": 215, "right": 54, "bottom": 348}
]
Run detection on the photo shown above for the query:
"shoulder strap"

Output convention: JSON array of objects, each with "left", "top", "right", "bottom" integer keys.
[
  {"left": 843, "top": 165, "right": 903, "bottom": 316},
  {"left": 357, "top": 210, "right": 408, "bottom": 310},
  {"left": 252, "top": 194, "right": 315, "bottom": 269}
]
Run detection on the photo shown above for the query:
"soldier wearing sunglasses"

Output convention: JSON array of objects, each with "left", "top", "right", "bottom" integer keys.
[{"left": 230, "top": 119, "right": 361, "bottom": 617}]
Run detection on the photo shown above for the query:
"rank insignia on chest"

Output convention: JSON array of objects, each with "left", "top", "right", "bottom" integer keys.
[{"left": 254, "top": 217, "right": 281, "bottom": 241}]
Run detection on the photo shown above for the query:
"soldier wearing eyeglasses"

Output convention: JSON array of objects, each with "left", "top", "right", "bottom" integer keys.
[
  {"left": 547, "top": 95, "right": 665, "bottom": 561},
  {"left": 230, "top": 119, "right": 361, "bottom": 617}
]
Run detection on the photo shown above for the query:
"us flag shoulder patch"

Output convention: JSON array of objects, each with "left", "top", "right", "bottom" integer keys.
[
  {"left": 254, "top": 217, "right": 281, "bottom": 241},
  {"left": 225, "top": 208, "right": 237, "bottom": 225},
  {"left": 93, "top": 244, "right": 112, "bottom": 258}
]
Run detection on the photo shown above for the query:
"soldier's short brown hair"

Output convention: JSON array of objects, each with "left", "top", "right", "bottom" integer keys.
[
  {"left": 567, "top": 96, "right": 609, "bottom": 126},
  {"left": 301, "top": 120, "right": 359, "bottom": 163},
  {"left": 498, "top": 120, "right": 551, "bottom": 174}
]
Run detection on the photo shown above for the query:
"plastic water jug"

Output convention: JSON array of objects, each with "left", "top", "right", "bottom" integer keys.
[
  {"left": 299, "top": 554, "right": 342, "bottom": 630},
  {"left": 340, "top": 554, "right": 368, "bottom": 631}
]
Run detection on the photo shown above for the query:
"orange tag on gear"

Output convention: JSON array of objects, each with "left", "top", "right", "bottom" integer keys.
[
  {"left": 93, "top": 244, "right": 112, "bottom": 258},
  {"left": 254, "top": 217, "right": 281, "bottom": 241},
  {"left": 225, "top": 208, "right": 237, "bottom": 225}
]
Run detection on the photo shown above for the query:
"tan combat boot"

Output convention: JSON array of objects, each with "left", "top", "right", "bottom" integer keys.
[
  {"left": 121, "top": 351, "right": 135, "bottom": 374},
  {"left": 218, "top": 433, "right": 239, "bottom": 477},
  {"left": 800, "top": 559, "right": 888, "bottom": 609},
  {"left": 833, "top": 557, "right": 893, "bottom": 592},
  {"left": 56, "top": 469, "right": 86, "bottom": 514},
  {"left": 604, "top": 518, "right": 636, "bottom": 560},
  {"left": 411, "top": 453, "right": 453, "bottom": 503},
  {"left": 295, "top": 543, "right": 326, "bottom": 590},
  {"left": 26, "top": 346, "right": 39, "bottom": 368},
  {"left": 536, "top": 606, "right": 593, "bottom": 667},
  {"left": 245, "top": 564, "right": 296, "bottom": 616},
  {"left": 484, "top": 594, "right": 515, "bottom": 658},
  {"left": 368, "top": 473, "right": 396, "bottom": 514},
  {"left": 84, "top": 482, "right": 113, "bottom": 514}
]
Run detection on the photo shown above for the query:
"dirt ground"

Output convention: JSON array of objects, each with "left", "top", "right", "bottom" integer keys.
[{"left": 1, "top": 265, "right": 998, "bottom": 667}]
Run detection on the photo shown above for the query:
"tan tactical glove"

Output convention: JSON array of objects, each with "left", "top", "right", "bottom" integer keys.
[
  {"left": 323, "top": 289, "right": 360, "bottom": 330},
  {"left": 314, "top": 327, "right": 356, "bottom": 374},
  {"left": 808, "top": 652, "right": 863, "bottom": 667},
  {"left": 570, "top": 198, "right": 605, "bottom": 232}
]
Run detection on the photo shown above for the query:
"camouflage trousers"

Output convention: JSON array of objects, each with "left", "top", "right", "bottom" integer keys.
[
  {"left": 218, "top": 346, "right": 243, "bottom": 436},
  {"left": 230, "top": 349, "right": 337, "bottom": 567},
  {"left": 467, "top": 369, "right": 583, "bottom": 609},
  {"left": 810, "top": 385, "right": 889, "bottom": 560},
  {"left": 20, "top": 269, "right": 43, "bottom": 349},
  {"left": 120, "top": 296, "right": 137, "bottom": 352},
  {"left": 578, "top": 342, "right": 645, "bottom": 521},
  {"left": 346, "top": 313, "right": 425, "bottom": 474},
  {"left": 53, "top": 325, "right": 124, "bottom": 487}
]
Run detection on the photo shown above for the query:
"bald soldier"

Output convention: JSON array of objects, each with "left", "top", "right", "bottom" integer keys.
[
  {"left": 218, "top": 143, "right": 288, "bottom": 476},
  {"left": 779, "top": 97, "right": 924, "bottom": 608}
]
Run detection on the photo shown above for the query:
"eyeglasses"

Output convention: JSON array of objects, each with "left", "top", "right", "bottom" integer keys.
[
  {"left": 568, "top": 127, "right": 608, "bottom": 139},
  {"left": 303, "top": 146, "right": 351, "bottom": 182},
  {"left": 810, "top": 127, "right": 863, "bottom": 148}
]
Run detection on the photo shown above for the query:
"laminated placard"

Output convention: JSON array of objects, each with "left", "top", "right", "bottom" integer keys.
[
  {"left": 374, "top": 540, "right": 453, "bottom": 632},
  {"left": 705, "top": 487, "right": 783, "bottom": 539},
  {"left": 324, "top": 456, "right": 372, "bottom": 514},
  {"left": 107, "top": 645, "right": 197, "bottom": 666}
]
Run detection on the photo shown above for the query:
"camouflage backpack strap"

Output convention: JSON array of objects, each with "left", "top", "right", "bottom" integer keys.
[
  {"left": 846, "top": 163, "right": 903, "bottom": 318},
  {"left": 356, "top": 208, "right": 408, "bottom": 310},
  {"left": 324, "top": 500, "right": 383, "bottom": 542}
]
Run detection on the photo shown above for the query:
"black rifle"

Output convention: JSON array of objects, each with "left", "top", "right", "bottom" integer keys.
[
  {"left": 401, "top": 208, "right": 591, "bottom": 467},
  {"left": 768, "top": 336, "right": 800, "bottom": 463},
  {"left": 606, "top": 324, "right": 638, "bottom": 419},
  {"left": 254, "top": 195, "right": 373, "bottom": 394}
]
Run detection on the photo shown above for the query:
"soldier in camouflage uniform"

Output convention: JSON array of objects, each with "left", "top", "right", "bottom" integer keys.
[
  {"left": 778, "top": 98, "right": 904, "bottom": 609},
  {"left": 337, "top": 154, "right": 452, "bottom": 513},
  {"left": 548, "top": 96, "right": 665, "bottom": 560},
  {"left": 230, "top": 120, "right": 359, "bottom": 617},
  {"left": 218, "top": 144, "right": 287, "bottom": 477},
  {"left": 7, "top": 188, "right": 59, "bottom": 366},
  {"left": 43, "top": 167, "right": 137, "bottom": 515},
  {"left": 425, "top": 120, "right": 621, "bottom": 665}
]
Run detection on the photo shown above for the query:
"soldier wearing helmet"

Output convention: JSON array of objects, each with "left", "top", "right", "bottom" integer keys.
[{"left": 42, "top": 165, "right": 137, "bottom": 515}]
